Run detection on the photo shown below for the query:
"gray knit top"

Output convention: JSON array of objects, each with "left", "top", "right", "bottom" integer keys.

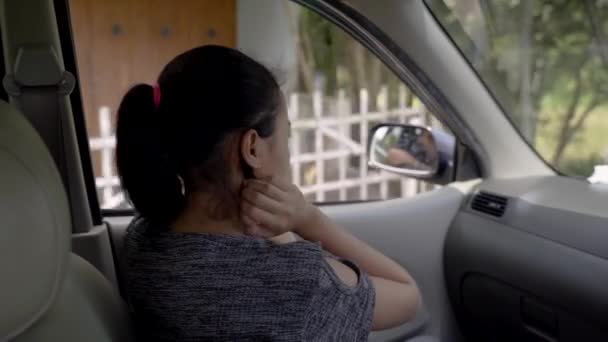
[{"left": 124, "top": 217, "right": 375, "bottom": 341}]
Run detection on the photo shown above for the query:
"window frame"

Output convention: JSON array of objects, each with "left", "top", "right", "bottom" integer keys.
[
  {"left": 293, "top": 0, "right": 483, "bottom": 173},
  {"left": 65, "top": 0, "right": 476, "bottom": 217},
  {"left": 54, "top": 0, "right": 103, "bottom": 224}
]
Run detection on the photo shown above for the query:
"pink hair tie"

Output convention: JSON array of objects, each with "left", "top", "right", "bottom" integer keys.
[{"left": 152, "top": 84, "right": 161, "bottom": 109}]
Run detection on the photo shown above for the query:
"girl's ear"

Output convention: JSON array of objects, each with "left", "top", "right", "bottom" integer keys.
[{"left": 240, "top": 129, "right": 263, "bottom": 170}]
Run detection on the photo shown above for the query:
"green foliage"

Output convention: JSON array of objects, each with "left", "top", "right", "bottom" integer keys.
[
  {"left": 295, "top": 7, "right": 401, "bottom": 105},
  {"left": 297, "top": 9, "right": 343, "bottom": 93},
  {"left": 558, "top": 153, "right": 604, "bottom": 178},
  {"left": 295, "top": 0, "right": 608, "bottom": 179},
  {"left": 427, "top": 0, "right": 608, "bottom": 178}
]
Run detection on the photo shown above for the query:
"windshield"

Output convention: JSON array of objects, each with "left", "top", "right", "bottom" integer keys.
[{"left": 425, "top": 0, "right": 608, "bottom": 183}]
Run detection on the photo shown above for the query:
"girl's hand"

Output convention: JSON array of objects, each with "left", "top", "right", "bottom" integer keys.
[
  {"left": 268, "top": 232, "right": 299, "bottom": 245},
  {"left": 240, "top": 178, "right": 313, "bottom": 238}
]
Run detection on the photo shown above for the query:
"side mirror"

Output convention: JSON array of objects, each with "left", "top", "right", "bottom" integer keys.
[{"left": 368, "top": 124, "right": 447, "bottom": 179}]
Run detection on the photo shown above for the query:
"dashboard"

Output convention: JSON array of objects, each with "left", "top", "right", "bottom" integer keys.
[{"left": 445, "top": 176, "right": 608, "bottom": 341}]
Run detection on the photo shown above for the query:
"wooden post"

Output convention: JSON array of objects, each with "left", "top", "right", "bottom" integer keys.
[
  {"left": 337, "top": 89, "right": 348, "bottom": 201},
  {"left": 378, "top": 86, "right": 389, "bottom": 200},
  {"left": 99, "top": 106, "right": 113, "bottom": 208},
  {"left": 289, "top": 93, "right": 300, "bottom": 188},
  {"left": 398, "top": 84, "right": 406, "bottom": 123},
  {"left": 313, "top": 90, "right": 324, "bottom": 201},
  {"left": 359, "top": 89, "right": 369, "bottom": 200}
]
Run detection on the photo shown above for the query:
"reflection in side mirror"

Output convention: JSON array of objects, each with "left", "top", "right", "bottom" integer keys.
[{"left": 368, "top": 124, "right": 440, "bottom": 178}]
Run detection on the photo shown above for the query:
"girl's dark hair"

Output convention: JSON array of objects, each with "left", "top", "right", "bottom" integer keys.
[{"left": 116, "top": 45, "right": 281, "bottom": 225}]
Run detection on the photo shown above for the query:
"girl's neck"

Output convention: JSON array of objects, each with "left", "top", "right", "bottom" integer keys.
[{"left": 170, "top": 193, "right": 244, "bottom": 236}]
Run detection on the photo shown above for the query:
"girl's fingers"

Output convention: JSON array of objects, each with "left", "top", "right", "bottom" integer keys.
[
  {"left": 268, "top": 177, "right": 294, "bottom": 192},
  {"left": 242, "top": 185, "right": 284, "bottom": 214},
  {"left": 242, "top": 214, "right": 277, "bottom": 238},
  {"left": 245, "top": 180, "right": 286, "bottom": 201},
  {"left": 241, "top": 211, "right": 265, "bottom": 237},
  {"left": 251, "top": 226, "right": 276, "bottom": 238},
  {"left": 241, "top": 214, "right": 257, "bottom": 229},
  {"left": 241, "top": 200, "right": 284, "bottom": 232}
]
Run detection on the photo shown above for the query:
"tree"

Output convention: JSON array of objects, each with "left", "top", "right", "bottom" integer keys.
[
  {"left": 285, "top": 3, "right": 397, "bottom": 109},
  {"left": 426, "top": 0, "right": 608, "bottom": 174},
  {"left": 290, "top": 0, "right": 608, "bottom": 176},
  {"left": 473, "top": 0, "right": 608, "bottom": 168}
]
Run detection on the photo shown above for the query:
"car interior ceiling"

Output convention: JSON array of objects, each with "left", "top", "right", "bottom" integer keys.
[{"left": 2, "top": 1, "right": 608, "bottom": 342}]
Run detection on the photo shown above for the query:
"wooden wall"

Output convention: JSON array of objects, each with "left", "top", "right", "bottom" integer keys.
[{"left": 69, "top": 0, "right": 236, "bottom": 170}]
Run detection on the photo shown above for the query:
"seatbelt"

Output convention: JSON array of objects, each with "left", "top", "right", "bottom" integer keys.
[{"left": 3, "top": 45, "right": 93, "bottom": 233}]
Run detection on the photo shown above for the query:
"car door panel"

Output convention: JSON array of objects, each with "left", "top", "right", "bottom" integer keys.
[
  {"left": 446, "top": 176, "right": 608, "bottom": 341},
  {"left": 322, "top": 186, "right": 465, "bottom": 341}
]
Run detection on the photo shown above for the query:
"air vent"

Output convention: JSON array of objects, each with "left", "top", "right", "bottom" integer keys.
[{"left": 471, "top": 192, "right": 508, "bottom": 217}]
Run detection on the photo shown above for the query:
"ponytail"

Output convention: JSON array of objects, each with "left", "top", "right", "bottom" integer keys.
[
  {"left": 116, "top": 84, "right": 184, "bottom": 225},
  {"left": 116, "top": 46, "right": 281, "bottom": 225}
]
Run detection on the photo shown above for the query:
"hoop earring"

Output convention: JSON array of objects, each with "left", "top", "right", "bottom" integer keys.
[{"left": 177, "top": 175, "right": 186, "bottom": 196}]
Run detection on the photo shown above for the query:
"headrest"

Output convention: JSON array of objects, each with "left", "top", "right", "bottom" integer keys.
[{"left": 0, "top": 101, "right": 71, "bottom": 339}]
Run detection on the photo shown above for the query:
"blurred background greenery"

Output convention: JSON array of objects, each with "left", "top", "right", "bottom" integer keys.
[
  {"left": 292, "top": 0, "right": 608, "bottom": 179},
  {"left": 426, "top": 0, "right": 608, "bottom": 178}
]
